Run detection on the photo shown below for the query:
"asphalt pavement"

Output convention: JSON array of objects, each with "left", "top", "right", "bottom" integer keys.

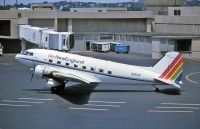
[{"left": 0, "top": 52, "right": 200, "bottom": 129}]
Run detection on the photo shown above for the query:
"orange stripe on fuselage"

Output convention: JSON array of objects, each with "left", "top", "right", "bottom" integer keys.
[
  {"left": 164, "top": 57, "right": 183, "bottom": 80},
  {"left": 159, "top": 54, "right": 182, "bottom": 78}
]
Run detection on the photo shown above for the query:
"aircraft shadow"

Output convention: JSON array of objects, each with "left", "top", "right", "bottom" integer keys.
[
  {"left": 158, "top": 88, "right": 181, "bottom": 95},
  {"left": 23, "top": 84, "right": 181, "bottom": 105}
]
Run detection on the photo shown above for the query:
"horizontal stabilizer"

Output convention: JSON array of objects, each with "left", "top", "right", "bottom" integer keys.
[{"left": 155, "top": 77, "right": 180, "bottom": 88}]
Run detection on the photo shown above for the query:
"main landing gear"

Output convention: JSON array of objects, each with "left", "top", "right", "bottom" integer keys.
[
  {"left": 47, "top": 79, "right": 67, "bottom": 94},
  {"left": 154, "top": 87, "right": 160, "bottom": 92},
  {"left": 50, "top": 85, "right": 65, "bottom": 94}
]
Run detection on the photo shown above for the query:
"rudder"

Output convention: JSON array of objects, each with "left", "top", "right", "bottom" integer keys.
[{"left": 153, "top": 51, "right": 184, "bottom": 85}]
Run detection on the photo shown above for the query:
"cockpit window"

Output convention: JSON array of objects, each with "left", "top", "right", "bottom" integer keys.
[
  {"left": 29, "top": 52, "right": 33, "bottom": 56},
  {"left": 23, "top": 51, "right": 33, "bottom": 56},
  {"left": 23, "top": 51, "right": 29, "bottom": 55}
]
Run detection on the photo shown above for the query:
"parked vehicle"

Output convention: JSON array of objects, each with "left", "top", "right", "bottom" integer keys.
[
  {"left": 91, "top": 42, "right": 110, "bottom": 52},
  {"left": 114, "top": 44, "right": 130, "bottom": 54}
]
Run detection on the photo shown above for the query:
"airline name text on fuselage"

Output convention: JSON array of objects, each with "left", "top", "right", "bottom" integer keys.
[{"left": 48, "top": 54, "right": 84, "bottom": 64}]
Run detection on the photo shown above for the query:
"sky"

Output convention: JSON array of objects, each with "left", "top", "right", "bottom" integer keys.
[{"left": 1, "top": 0, "right": 135, "bottom": 5}]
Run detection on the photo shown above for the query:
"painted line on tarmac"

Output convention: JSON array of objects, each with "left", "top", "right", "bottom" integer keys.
[
  {"left": 0, "top": 67, "right": 26, "bottom": 70},
  {"left": 185, "top": 72, "right": 200, "bottom": 85},
  {"left": 161, "top": 103, "right": 200, "bottom": 106},
  {"left": 156, "top": 107, "right": 199, "bottom": 110},
  {"left": 147, "top": 110, "right": 194, "bottom": 113},
  {"left": 18, "top": 98, "right": 54, "bottom": 101},
  {"left": 89, "top": 100, "right": 126, "bottom": 104},
  {"left": 69, "top": 107, "right": 108, "bottom": 111},
  {"left": 0, "top": 104, "right": 32, "bottom": 107},
  {"left": 0, "top": 63, "right": 11, "bottom": 65},
  {"left": 85, "top": 104, "right": 120, "bottom": 107},
  {"left": 2, "top": 100, "right": 44, "bottom": 104}
]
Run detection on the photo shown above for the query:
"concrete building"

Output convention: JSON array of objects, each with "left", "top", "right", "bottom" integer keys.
[
  {"left": 0, "top": 5, "right": 200, "bottom": 60},
  {"left": 144, "top": 0, "right": 183, "bottom": 15},
  {"left": 0, "top": 8, "right": 153, "bottom": 54},
  {"left": 152, "top": 6, "right": 200, "bottom": 59}
]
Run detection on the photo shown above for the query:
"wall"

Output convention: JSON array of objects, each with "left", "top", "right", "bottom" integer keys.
[
  {"left": 28, "top": 19, "right": 54, "bottom": 28},
  {"left": 191, "top": 38, "right": 200, "bottom": 60},
  {"left": 72, "top": 19, "right": 146, "bottom": 33},
  {"left": 57, "top": 19, "right": 68, "bottom": 32}
]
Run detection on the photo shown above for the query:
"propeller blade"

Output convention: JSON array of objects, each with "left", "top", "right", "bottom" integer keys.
[{"left": 30, "top": 68, "right": 35, "bottom": 82}]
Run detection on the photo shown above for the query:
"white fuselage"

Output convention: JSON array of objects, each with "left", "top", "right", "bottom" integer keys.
[{"left": 15, "top": 49, "right": 159, "bottom": 85}]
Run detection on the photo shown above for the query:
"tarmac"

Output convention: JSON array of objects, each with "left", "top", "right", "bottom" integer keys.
[{"left": 0, "top": 52, "right": 200, "bottom": 129}]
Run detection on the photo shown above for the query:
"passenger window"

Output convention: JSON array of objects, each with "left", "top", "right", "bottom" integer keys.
[
  {"left": 99, "top": 69, "right": 104, "bottom": 73},
  {"left": 108, "top": 71, "right": 112, "bottom": 74},
  {"left": 82, "top": 66, "right": 86, "bottom": 69},
  {"left": 91, "top": 67, "right": 95, "bottom": 71},
  {"left": 57, "top": 61, "right": 61, "bottom": 64},
  {"left": 23, "top": 51, "right": 29, "bottom": 55},
  {"left": 65, "top": 63, "right": 69, "bottom": 66},
  {"left": 74, "top": 64, "right": 78, "bottom": 68},
  {"left": 49, "top": 59, "right": 53, "bottom": 63}
]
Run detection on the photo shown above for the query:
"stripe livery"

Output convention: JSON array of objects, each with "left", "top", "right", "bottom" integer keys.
[{"left": 159, "top": 53, "right": 183, "bottom": 82}]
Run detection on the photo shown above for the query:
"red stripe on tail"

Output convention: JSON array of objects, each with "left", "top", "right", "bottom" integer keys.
[{"left": 159, "top": 54, "right": 182, "bottom": 79}]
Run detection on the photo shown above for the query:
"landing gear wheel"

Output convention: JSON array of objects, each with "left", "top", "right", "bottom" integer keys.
[
  {"left": 155, "top": 88, "right": 160, "bottom": 92},
  {"left": 51, "top": 87, "right": 59, "bottom": 94},
  {"left": 50, "top": 85, "right": 65, "bottom": 94}
]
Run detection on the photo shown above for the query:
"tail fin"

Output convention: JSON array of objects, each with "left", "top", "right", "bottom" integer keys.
[{"left": 153, "top": 51, "right": 184, "bottom": 88}]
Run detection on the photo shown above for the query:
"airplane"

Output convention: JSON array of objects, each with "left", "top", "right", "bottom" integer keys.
[{"left": 15, "top": 49, "right": 184, "bottom": 94}]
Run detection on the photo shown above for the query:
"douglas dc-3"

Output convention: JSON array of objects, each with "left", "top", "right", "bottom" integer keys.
[{"left": 15, "top": 49, "right": 183, "bottom": 94}]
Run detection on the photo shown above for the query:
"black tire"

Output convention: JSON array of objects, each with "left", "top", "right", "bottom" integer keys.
[
  {"left": 154, "top": 88, "right": 160, "bottom": 92},
  {"left": 51, "top": 87, "right": 59, "bottom": 94}
]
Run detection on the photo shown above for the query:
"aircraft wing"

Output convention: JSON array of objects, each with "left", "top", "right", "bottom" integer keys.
[{"left": 52, "top": 70, "right": 101, "bottom": 85}]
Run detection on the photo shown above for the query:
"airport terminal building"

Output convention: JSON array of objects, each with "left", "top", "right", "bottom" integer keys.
[{"left": 0, "top": 1, "right": 200, "bottom": 60}]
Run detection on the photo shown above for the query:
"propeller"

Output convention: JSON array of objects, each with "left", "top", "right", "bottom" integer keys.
[
  {"left": 30, "top": 67, "right": 35, "bottom": 82},
  {"left": 30, "top": 56, "right": 37, "bottom": 82}
]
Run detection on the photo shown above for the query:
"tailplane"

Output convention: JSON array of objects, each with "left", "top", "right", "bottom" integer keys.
[{"left": 152, "top": 51, "right": 184, "bottom": 88}]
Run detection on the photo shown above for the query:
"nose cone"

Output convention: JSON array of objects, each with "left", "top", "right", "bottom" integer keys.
[
  {"left": 15, "top": 54, "right": 34, "bottom": 67},
  {"left": 15, "top": 54, "right": 20, "bottom": 61}
]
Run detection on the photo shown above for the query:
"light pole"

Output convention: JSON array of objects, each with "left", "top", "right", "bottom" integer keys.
[{"left": 15, "top": 0, "right": 18, "bottom": 9}]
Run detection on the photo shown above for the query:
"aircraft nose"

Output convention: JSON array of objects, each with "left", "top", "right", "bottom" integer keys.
[{"left": 15, "top": 54, "right": 20, "bottom": 61}]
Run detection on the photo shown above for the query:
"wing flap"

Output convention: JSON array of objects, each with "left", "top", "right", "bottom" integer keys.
[{"left": 53, "top": 71, "right": 101, "bottom": 84}]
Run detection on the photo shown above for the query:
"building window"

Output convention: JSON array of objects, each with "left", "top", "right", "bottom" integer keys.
[
  {"left": 146, "top": 36, "right": 152, "bottom": 43},
  {"left": 74, "top": 10, "right": 77, "bottom": 12},
  {"left": 49, "top": 59, "right": 53, "bottom": 63},
  {"left": 139, "top": 36, "right": 145, "bottom": 42},
  {"left": 120, "top": 35, "right": 126, "bottom": 41},
  {"left": 133, "top": 35, "right": 139, "bottom": 42},
  {"left": 174, "top": 10, "right": 181, "bottom": 16},
  {"left": 57, "top": 61, "right": 61, "bottom": 64},
  {"left": 126, "top": 35, "right": 132, "bottom": 41},
  {"left": 0, "top": 20, "right": 10, "bottom": 36},
  {"left": 100, "top": 34, "right": 113, "bottom": 40},
  {"left": 74, "top": 34, "right": 84, "bottom": 40},
  {"left": 175, "top": 39, "right": 191, "bottom": 52},
  {"left": 98, "top": 10, "right": 102, "bottom": 12},
  {"left": 82, "top": 66, "right": 86, "bottom": 69}
]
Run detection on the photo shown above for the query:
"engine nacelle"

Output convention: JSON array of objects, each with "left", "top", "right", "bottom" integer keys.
[
  {"left": 34, "top": 65, "right": 50, "bottom": 78},
  {"left": 47, "top": 78, "right": 63, "bottom": 87}
]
